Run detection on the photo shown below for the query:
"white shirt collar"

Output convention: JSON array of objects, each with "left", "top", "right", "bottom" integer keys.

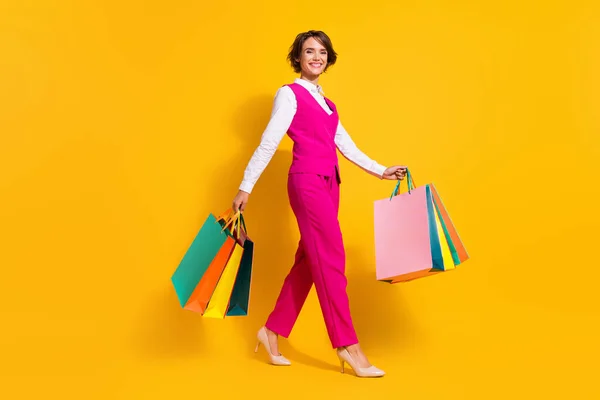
[{"left": 294, "top": 78, "right": 323, "bottom": 95}]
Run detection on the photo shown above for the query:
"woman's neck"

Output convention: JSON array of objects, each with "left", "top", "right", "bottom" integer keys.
[{"left": 299, "top": 74, "right": 319, "bottom": 86}]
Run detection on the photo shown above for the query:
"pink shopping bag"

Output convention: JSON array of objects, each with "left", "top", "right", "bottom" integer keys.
[{"left": 373, "top": 170, "right": 466, "bottom": 283}]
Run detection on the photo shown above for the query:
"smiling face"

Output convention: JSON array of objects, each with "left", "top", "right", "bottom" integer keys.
[
  {"left": 296, "top": 37, "right": 328, "bottom": 79},
  {"left": 287, "top": 31, "right": 338, "bottom": 79}
]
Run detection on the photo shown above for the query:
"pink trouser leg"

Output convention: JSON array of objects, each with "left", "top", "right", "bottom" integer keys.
[
  {"left": 265, "top": 172, "right": 358, "bottom": 348},
  {"left": 264, "top": 239, "right": 312, "bottom": 338}
]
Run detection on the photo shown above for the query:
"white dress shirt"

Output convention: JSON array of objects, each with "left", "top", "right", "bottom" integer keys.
[{"left": 238, "top": 78, "right": 387, "bottom": 194}]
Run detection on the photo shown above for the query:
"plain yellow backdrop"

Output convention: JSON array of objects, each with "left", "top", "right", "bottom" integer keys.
[{"left": 1, "top": 0, "right": 599, "bottom": 398}]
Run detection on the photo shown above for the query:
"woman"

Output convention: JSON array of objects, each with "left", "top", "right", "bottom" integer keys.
[{"left": 232, "top": 30, "right": 407, "bottom": 378}]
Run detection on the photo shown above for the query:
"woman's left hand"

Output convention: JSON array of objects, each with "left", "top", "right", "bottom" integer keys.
[{"left": 382, "top": 165, "right": 407, "bottom": 180}]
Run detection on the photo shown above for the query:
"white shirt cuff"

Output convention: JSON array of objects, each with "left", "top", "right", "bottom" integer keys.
[
  {"left": 238, "top": 182, "right": 254, "bottom": 194},
  {"left": 373, "top": 163, "right": 387, "bottom": 178}
]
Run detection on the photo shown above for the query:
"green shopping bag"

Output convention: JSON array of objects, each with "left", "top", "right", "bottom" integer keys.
[{"left": 171, "top": 213, "right": 229, "bottom": 307}]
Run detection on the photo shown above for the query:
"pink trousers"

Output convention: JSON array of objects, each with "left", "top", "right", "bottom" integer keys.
[{"left": 265, "top": 170, "right": 358, "bottom": 348}]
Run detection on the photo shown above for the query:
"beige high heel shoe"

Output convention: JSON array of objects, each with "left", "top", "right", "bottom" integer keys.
[
  {"left": 255, "top": 326, "right": 291, "bottom": 366},
  {"left": 337, "top": 348, "right": 385, "bottom": 377}
]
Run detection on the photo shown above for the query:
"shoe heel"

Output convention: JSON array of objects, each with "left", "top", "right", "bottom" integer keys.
[
  {"left": 254, "top": 327, "right": 291, "bottom": 366},
  {"left": 337, "top": 353, "right": 345, "bottom": 373}
]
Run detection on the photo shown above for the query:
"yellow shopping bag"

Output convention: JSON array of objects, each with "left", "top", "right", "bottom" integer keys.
[{"left": 434, "top": 200, "right": 455, "bottom": 271}]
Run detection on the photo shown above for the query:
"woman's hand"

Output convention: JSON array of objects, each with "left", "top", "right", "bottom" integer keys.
[
  {"left": 232, "top": 190, "right": 250, "bottom": 213},
  {"left": 382, "top": 165, "right": 408, "bottom": 180}
]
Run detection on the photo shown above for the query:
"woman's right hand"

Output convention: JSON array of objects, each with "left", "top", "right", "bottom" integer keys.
[{"left": 232, "top": 190, "right": 250, "bottom": 213}]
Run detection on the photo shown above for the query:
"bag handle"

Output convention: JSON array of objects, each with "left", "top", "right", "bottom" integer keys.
[
  {"left": 216, "top": 208, "right": 247, "bottom": 238},
  {"left": 216, "top": 208, "right": 235, "bottom": 223},
  {"left": 389, "top": 168, "right": 416, "bottom": 199}
]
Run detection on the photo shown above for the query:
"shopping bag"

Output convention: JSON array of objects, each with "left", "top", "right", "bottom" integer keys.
[
  {"left": 202, "top": 244, "right": 244, "bottom": 318},
  {"left": 202, "top": 210, "right": 249, "bottom": 319},
  {"left": 430, "top": 185, "right": 469, "bottom": 265},
  {"left": 183, "top": 235, "right": 236, "bottom": 314},
  {"left": 226, "top": 237, "right": 254, "bottom": 316},
  {"left": 217, "top": 209, "right": 254, "bottom": 317},
  {"left": 171, "top": 213, "right": 230, "bottom": 307},
  {"left": 374, "top": 170, "right": 468, "bottom": 283},
  {"left": 432, "top": 194, "right": 456, "bottom": 272}
]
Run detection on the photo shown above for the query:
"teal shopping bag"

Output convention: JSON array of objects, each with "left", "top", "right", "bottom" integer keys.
[
  {"left": 425, "top": 184, "right": 445, "bottom": 271},
  {"left": 226, "top": 237, "right": 254, "bottom": 316},
  {"left": 171, "top": 213, "right": 229, "bottom": 308}
]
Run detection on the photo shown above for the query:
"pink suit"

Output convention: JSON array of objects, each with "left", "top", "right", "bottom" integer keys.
[{"left": 265, "top": 83, "right": 358, "bottom": 348}]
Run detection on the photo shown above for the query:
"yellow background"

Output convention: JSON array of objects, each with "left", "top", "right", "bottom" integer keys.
[{"left": 1, "top": 0, "right": 599, "bottom": 398}]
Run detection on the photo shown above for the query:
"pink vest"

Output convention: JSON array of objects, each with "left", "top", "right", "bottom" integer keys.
[{"left": 286, "top": 83, "right": 341, "bottom": 183}]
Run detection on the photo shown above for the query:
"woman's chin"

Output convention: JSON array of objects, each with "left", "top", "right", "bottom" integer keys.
[{"left": 303, "top": 69, "right": 323, "bottom": 78}]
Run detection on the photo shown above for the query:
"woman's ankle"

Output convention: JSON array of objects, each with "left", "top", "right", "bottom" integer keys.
[
  {"left": 265, "top": 326, "right": 279, "bottom": 338},
  {"left": 337, "top": 343, "right": 360, "bottom": 352}
]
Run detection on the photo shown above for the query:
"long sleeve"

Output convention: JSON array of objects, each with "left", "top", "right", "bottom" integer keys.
[
  {"left": 334, "top": 120, "right": 387, "bottom": 178},
  {"left": 238, "top": 86, "right": 296, "bottom": 194}
]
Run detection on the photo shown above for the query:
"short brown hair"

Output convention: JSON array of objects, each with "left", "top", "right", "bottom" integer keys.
[{"left": 287, "top": 30, "right": 338, "bottom": 73}]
